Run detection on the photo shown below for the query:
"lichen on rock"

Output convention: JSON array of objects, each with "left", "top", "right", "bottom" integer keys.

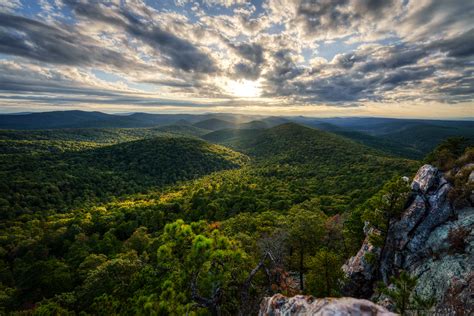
[{"left": 259, "top": 294, "right": 396, "bottom": 316}]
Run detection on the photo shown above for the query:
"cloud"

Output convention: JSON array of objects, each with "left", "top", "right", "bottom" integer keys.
[
  {"left": 0, "top": 0, "right": 21, "bottom": 13},
  {"left": 65, "top": 0, "right": 217, "bottom": 74},
  {"left": 0, "top": 0, "right": 472, "bottom": 114},
  {"left": 260, "top": 37, "right": 473, "bottom": 104},
  {"left": 428, "top": 29, "right": 474, "bottom": 58},
  {"left": 0, "top": 12, "right": 141, "bottom": 70},
  {"left": 177, "top": 0, "right": 247, "bottom": 8},
  {"left": 264, "top": 0, "right": 402, "bottom": 41},
  {"left": 399, "top": 0, "right": 474, "bottom": 40},
  {"left": 226, "top": 41, "right": 264, "bottom": 79}
]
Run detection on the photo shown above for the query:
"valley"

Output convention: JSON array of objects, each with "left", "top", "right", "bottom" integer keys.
[{"left": 1, "top": 111, "right": 472, "bottom": 314}]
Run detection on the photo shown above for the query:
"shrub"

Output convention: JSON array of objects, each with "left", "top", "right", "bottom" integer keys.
[{"left": 447, "top": 226, "right": 471, "bottom": 254}]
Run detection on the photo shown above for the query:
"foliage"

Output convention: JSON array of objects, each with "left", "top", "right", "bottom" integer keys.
[
  {"left": 424, "top": 137, "right": 472, "bottom": 171},
  {"left": 306, "top": 249, "right": 345, "bottom": 297},
  {"left": 0, "top": 122, "right": 425, "bottom": 313},
  {"left": 154, "top": 220, "right": 250, "bottom": 315},
  {"left": 382, "top": 124, "right": 474, "bottom": 156},
  {"left": 378, "top": 271, "right": 435, "bottom": 315},
  {"left": 361, "top": 177, "right": 411, "bottom": 248},
  {"left": 0, "top": 136, "right": 247, "bottom": 218},
  {"left": 445, "top": 147, "right": 474, "bottom": 209}
]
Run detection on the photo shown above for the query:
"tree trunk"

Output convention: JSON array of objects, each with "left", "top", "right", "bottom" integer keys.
[
  {"left": 324, "top": 254, "right": 330, "bottom": 296},
  {"left": 288, "top": 246, "right": 293, "bottom": 271},
  {"left": 299, "top": 246, "right": 304, "bottom": 292}
]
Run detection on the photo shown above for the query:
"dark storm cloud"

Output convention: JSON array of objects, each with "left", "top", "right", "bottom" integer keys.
[
  {"left": 293, "top": 76, "right": 372, "bottom": 103},
  {"left": 437, "top": 76, "right": 474, "bottom": 100},
  {"left": 354, "top": 44, "right": 428, "bottom": 73},
  {"left": 356, "top": 0, "right": 395, "bottom": 13},
  {"left": 266, "top": 49, "right": 303, "bottom": 84},
  {"left": 126, "top": 22, "right": 216, "bottom": 74},
  {"left": 0, "top": 12, "right": 137, "bottom": 69},
  {"left": 65, "top": 0, "right": 217, "bottom": 74},
  {"left": 379, "top": 67, "right": 436, "bottom": 86}
]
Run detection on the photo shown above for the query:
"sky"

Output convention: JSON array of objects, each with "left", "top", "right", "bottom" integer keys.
[{"left": 0, "top": 0, "right": 473, "bottom": 118}]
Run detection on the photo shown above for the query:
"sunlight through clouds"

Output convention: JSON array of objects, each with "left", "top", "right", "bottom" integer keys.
[
  {"left": 223, "top": 79, "right": 262, "bottom": 98},
  {"left": 0, "top": 0, "right": 472, "bottom": 117}
]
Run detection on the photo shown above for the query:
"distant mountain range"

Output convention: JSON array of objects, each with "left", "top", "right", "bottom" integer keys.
[{"left": 1, "top": 110, "right": 473, "bottom": 159}]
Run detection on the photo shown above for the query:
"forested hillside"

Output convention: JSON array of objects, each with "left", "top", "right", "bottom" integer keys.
[
  {"left": 296, "top": 117, "right": 474, "bottom": 157},
  {"left": 0, "top": 114, "right": 471, "bottom": 315},
  {"left": 0, "top": 137, "right": 247, "bottom": 218}
]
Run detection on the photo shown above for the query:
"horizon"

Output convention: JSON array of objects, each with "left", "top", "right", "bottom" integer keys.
[
  {"left": 1, "top": 109, "right": 474, "bottom": 121},
  {"left": 0, "top": 1, "right": 473, "bottom": 118}
]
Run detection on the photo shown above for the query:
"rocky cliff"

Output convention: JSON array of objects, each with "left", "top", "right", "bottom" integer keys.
[
  {"left": 343, "top": 163, "right": 474, "bottom": 313},
  {"left": 258, "top": 163, "right": 473, "bottom": 315}
]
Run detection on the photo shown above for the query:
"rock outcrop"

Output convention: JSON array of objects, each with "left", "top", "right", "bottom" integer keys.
[
  {"left": 341, "top": 226, "right": 381, "bottom": 298},
  {"left": 259, "top": 294, "right": 396, "bottom": 316},
  {"left": 343, "top": 164, "right": 474, "bottom": 312}
]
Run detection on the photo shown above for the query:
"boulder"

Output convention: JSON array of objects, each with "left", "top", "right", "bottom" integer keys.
[
  {"left": 411, "top": 164, "right": 439, "bottom": 194},
  {"left": 259, "top": 294, "right": 396, "bottom": 316}
]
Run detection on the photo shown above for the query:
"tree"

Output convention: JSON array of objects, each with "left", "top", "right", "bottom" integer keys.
[
  {"left": 378, "top": 271, "right": 434, "bottom": 315},
  {"left": 286, "top": 203, "right": 327, "bottom": 292},
  {"left": 155, "top": 220, "right": 250, "bottom": 315},
  {"left": 424, "top": 137, "right": 470, "bottom": 171},
  {"left": 306, "top": 249, "right": 344, "bottom": 297},
  {"left": 362, "top": 177, "right": 410, "bottom": 249}
]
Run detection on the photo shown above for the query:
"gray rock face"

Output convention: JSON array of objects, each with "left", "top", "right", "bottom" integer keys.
[
  {"left": 259, "top": 294, "right": 396, "bottom": 316},
  {"left": 412, "top": 207, "right": 474, "bottom": 303},
  {"left": 342, "top": 228, "right": 381, "bottom": 298},
  {"left": 343, "top": 164, "right": 473, "bottom": 311},
  {"left": 411, "top": 164, "right": 439, "bottom": 194}
]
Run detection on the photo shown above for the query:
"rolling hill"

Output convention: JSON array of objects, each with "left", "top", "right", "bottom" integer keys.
[
  {"left": 0, "top": 136, "right": 248, "bottom": 216},
  {"left": 297, "top": 123, "right": 425, "bottom": 159},
  {"left": 192, "top": 118, "right": 237, "bottom": 130},
  {"left": 152, "top": 124, "right": 211, "bottom": 137},
  {"left": 201, "top": 128, "right": 260, "bottom": 144},
  {"left": 380, "top": 124, "right": 474, "bottom": 154},
  {"left": 293, "top": 118, "right": 474, "bottom": 158},
  {"left": 2, "top": 111, "right": 471, "bottom": 159},
  {"left": 196, "top": 123, "right": 420, "bottom": 213},
  {"left": 0, "top": 111, "right": 259, "bottom": 130},
  {"left": 227, "top": 123, "right": 388, "bottom": 162}
]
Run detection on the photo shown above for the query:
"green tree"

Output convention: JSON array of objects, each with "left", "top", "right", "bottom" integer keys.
[
  {"left": 286, "top": 203, "right": 326, "bottom": 292},
  {"left": 362, "top": 177, "right": 411, "bottom": 249},
  {"left": 306, "top": 249, "right": 344, "bottom": 297},
  {"left": 424, "top": 137, "right": 470, "bottom": 170},
  {"left": 155, "top": 220, "right": 250, "bottom": 315},
  {"left": 378, "top": 271, "right": 434, "bottom": 315}
]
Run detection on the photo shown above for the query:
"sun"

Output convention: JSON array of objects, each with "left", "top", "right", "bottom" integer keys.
[{"left": 225, "top": 79, "right": 262, "bottom": 98}]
